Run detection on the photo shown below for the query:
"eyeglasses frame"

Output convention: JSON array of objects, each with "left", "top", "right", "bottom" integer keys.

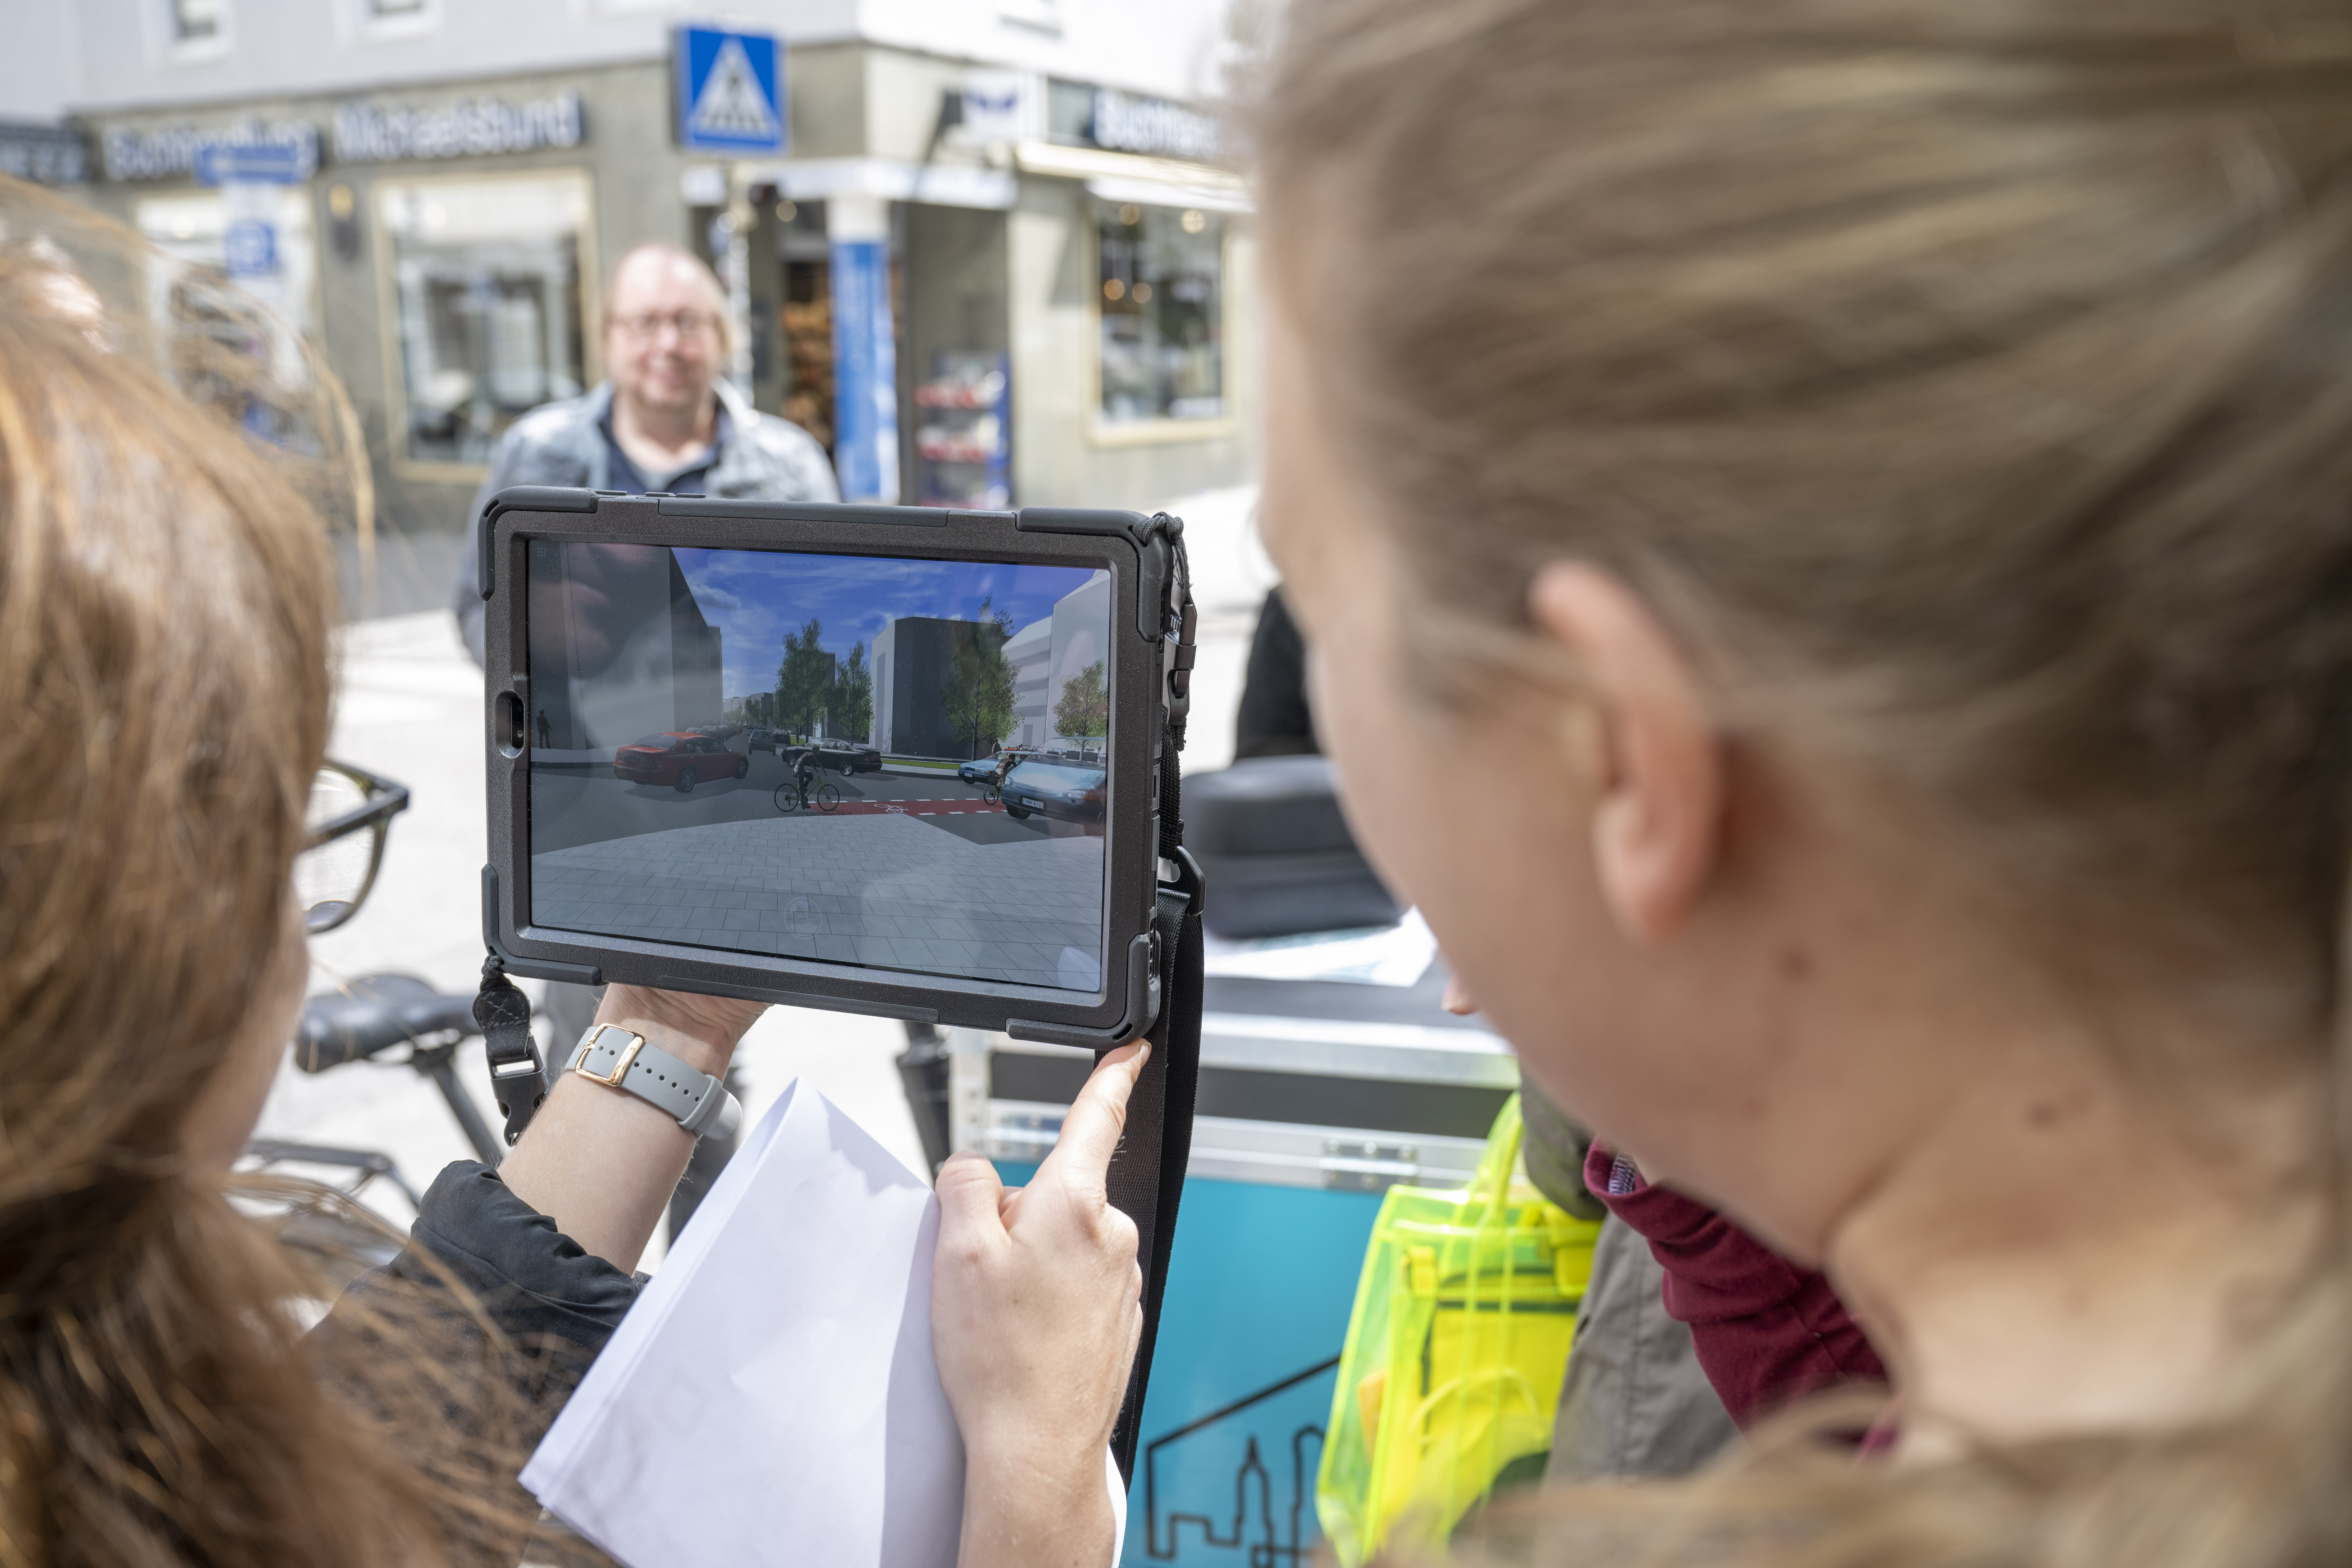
[
  {"left": 609, "top": 309, "right": 719, "bottom": 343},
  {"left": 301, "top": 758, "right": 412, "bottom": 934}
]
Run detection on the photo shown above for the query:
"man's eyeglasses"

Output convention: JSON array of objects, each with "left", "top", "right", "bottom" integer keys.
[
  {"left": 611, "top": 309, "right": 717, "bottom": 342},
  {"left": 294, "top": 760, "right": 410, "bottom": 935}
]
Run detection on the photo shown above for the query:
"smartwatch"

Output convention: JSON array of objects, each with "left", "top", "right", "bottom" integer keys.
[{"left": 566, "top": 1023, "right": 743, "bottom": 1142}]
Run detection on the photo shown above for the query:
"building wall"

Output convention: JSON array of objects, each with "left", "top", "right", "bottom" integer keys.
[
  {"left": 1044, "top": 571, "right": 1111, "bottom": 742},
  {"left": 669, "top": 555, "right": 725, "bottom": 731},
  {"left": 1004, "top": 615, "right": 1054, "bottom": 747},
  {"left": 522, "top": 543, "right": 722, "bottom": 749},
  {"left": 876, "top": 615, "right": 1007, "bottom": 759},
  {"left": 526, "top": 539, "right": 679, "bottom": 751},
  {"left": 62, "top": 0, "right": 851, "bottom": 114},
  {"left": 0, "top": 2, "right": 80, "bottom": 122},
  {"left": 58, "top": 0, "right": 1230, "bottom": 116}
]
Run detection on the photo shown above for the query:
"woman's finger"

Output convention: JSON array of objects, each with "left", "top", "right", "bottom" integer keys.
[
  {"left": 935, "top": 1151, "right": 1011, "bottom": 1249},
  {"left": 1033, "top": 1040, "right": 1150, "bottom": 1198}
]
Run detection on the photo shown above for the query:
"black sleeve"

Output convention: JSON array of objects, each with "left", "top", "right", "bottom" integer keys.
[
  {"left": 1235, "top": 587, "right": 1319, "bottom": 760},
  {"left": 377, "top": 1161, "right": 643, "bottom": 1350},
  {"left": 310, "top": 1163, "right": 644, "bottom": 1567}
]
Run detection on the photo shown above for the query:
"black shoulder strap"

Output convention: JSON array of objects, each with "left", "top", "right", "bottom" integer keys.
[
  {"left": 1105, "top": 844, "right": 1202, "bottom": 1483},
  {"left": 1105, "top": 522, "right": 1204, "bottom": 1485}
]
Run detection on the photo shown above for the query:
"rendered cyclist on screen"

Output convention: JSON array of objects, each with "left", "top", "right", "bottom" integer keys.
[{"left": 776, "top": 745, "right": 838, "bottom": 814}]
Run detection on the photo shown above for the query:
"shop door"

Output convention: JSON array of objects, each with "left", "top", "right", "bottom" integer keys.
[{"left": 780, "top": 253, "right": 834, "bottom": 453}]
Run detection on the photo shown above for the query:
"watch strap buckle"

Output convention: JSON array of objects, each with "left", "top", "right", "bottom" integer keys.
[{"left": 572, "top": 1023, "right": 648, "bottom": 1087}]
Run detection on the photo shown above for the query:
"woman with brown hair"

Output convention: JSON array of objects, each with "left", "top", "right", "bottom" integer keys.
[
  {"left": 0, "top": 187, "right": 773, "bottom": 1566},
  {"left": 1171, "top": 0, "right": 2352, "bottom": 1560}
]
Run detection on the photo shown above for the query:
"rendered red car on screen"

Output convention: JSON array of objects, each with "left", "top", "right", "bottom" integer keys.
[{"left": 613, "top": 732, "right": 748, "bottom": 792}]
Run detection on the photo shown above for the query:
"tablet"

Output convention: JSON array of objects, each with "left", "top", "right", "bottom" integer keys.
[{"left": 479, "top": 488, "right": 1185, "bottom": 1045}]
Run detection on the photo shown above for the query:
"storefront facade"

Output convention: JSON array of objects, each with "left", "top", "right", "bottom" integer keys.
[{"left": 71, "top": 35, "right": 1255, "bottom": 539}]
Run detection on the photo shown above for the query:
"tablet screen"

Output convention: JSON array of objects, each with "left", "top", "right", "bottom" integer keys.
[{"left": 524, "top": 541, "right": 1115, "bottom": 993}]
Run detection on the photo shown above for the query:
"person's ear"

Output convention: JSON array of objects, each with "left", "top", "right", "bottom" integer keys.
[{"left": 1529, "top": 563, "right": 1725, "bottom": 944}]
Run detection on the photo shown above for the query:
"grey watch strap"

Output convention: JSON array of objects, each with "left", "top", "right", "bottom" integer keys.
[{"left": 567, "top": 1024, "right": 743, "bottom": 1142}]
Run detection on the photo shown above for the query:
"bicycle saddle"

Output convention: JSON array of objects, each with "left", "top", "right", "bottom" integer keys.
[{"left": 296, "top": 973, "right": 485, "bottom": 1073}]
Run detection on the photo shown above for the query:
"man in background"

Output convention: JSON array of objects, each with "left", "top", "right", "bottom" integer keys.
[
  {"left": 452, "top": 242, "right": 835, "bottom": 1233},
  {"left": 452, "top": 241, "right": 836, "bottom": 662}
]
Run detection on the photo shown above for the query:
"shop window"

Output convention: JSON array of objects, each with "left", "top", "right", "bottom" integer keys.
[
  {"left": 136, "top": 188, "right": 318, "bottom": 340},
  {"left": 1097, "top": 201, "right": 1223, "bottom": 427},
  {"left": 377, "top": 172, "right": 592, "bottom": 467}
]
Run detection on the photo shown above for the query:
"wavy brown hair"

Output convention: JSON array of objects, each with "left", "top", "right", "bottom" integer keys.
[
  {"left": 1253, "top": 1, "right": 2352, "bottom": 1564},
  {"left": 0, "top": 180, "right": 540, "bottom": 1568}
]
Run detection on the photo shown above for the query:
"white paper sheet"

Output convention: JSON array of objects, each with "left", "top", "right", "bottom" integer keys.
[
  {"left": 1200, "top": 907, "right": 1437, "bottom": 986},
  {"left": 522, "top": 1079, "right": 964, "bottom": 1568},
  {"left": 521, "top": 1080, "right": 1130, "bottom": 1568}
]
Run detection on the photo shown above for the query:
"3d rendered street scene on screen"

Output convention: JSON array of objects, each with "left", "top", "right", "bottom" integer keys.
[{"left": 524, "top": 541, "right": 1116, "bottom": 992}]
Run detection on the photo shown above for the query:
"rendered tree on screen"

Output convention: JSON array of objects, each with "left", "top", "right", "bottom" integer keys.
[
  {"left": 777, "top": 618, "right": 833, "bottom": 739},
  {"left": 1053, "top": 660, "right": 1109, "bottom": 743},
  {"left": 834, "top": 641, "right": 875, "bottom": 746},
  {"left": 941, "top": 597, "right": 1016, "bottom": 759}
]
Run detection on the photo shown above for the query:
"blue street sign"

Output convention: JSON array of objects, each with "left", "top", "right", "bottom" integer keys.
[
  {"left": 675, "top": 28, "right": 785, "bottom": 154},
  {"left": 223, "top": 218, "right": 278, "bottom": 278},
  {"left": 195, "top": 140, "right": 307, "bottom": 186}
]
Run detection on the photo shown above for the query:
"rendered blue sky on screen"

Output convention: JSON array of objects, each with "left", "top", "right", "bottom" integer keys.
[{"left": 673, "top": 548, "right": 1105, "bottom": 699}]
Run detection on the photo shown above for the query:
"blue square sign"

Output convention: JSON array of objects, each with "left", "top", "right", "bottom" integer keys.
[{"left": 675, "top": 27, "right": 785, "bottom": 154}]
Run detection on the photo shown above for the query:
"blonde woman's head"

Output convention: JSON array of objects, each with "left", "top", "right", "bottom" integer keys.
[{"left": 1250, "top": 3, "right": 2352, "bottom": 1561}]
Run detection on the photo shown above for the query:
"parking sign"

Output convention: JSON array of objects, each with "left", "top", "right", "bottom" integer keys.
[{"left": 675, "top": 28, "right": 785, "bottom": 154}]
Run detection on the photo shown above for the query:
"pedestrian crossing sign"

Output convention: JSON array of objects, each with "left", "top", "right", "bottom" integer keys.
[{"left": 675, "top": 27, "right": 785, "bottom": 154}]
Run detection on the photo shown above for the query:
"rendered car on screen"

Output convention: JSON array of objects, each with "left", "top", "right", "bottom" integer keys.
[
  {"left": 958, "top": 748, "right": 1031, "bottom": 785},
  {"left": 745, "top": 728, "right": 777, "bottom": 754},
  {"left": 814, "top": 742, "right": 882, "bottom": 774},
  {"left": 1000, "top": 760, "right": 1107, "bottom": 823},
  {"left": 613, "top": 732, "right": 748, "bottom": 792}
]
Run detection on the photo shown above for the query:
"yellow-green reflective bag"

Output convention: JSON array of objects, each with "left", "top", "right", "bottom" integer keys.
[{"left": 1315, "top": 1094, "right": 1600, "bottom": 1565}]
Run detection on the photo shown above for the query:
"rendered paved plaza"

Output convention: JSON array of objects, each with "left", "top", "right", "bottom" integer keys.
[{"left": 528, "top": 809, "right": 1107, "bottom": 990}]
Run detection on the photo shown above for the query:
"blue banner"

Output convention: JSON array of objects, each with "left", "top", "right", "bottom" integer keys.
[{"left": 829, "top": 238, "right": 900, "bottom": 503}]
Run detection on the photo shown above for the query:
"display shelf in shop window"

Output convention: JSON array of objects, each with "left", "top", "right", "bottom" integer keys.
[{"left": 915, "top": 351, "right": 1011, "bottom": 510}]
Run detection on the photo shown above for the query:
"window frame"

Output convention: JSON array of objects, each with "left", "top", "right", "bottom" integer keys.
[
  {"left": 1085, "top": 196, "right": 1239, "bottom": 449},
  {"left": 370, "top": 166, "right": 603, "bottom": 482},
  {"left": 566, "top": 0, "right": 683, "bottom": 16},
  {"left": 152, "top": 0, "right": 233, "bottom": 65},
  {"left": 341, "top": 0, "right": 442, "bottom": 45}
]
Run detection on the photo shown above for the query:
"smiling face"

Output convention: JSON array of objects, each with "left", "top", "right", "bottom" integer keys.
[{"left": 603, "top": 248, "right": 725, "bottom": 422}]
